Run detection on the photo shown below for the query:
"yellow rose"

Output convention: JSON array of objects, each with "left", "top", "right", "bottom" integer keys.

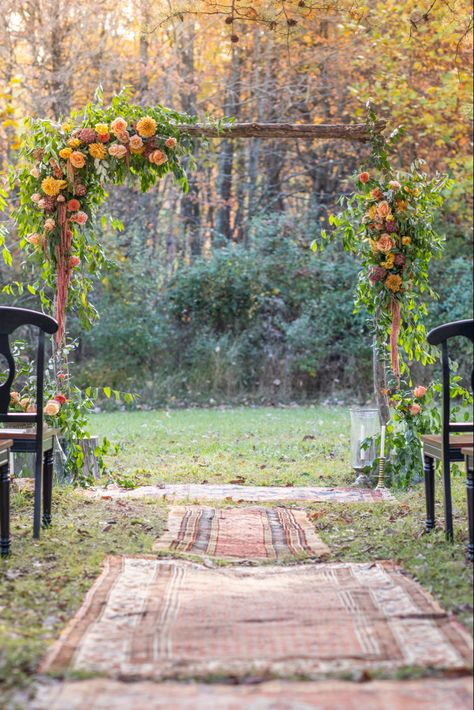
[
  {"left": 67, "top": 138, "right": 81, "bottom": 149},
  {"left": 61, "top": 122, "right": 73, "bottom": 132},
  {"left": 381, "top": 253, "right": 395, "bottom": 269},
  {"left": 136, "top": 116, "right": 157, "bottom": 138},
  {"left": 89, "top": 143, "right": 107, "bottom": 159},
  {"left": 59, "top": 147, "right": 73, "bottom": 159},
  {"left": 95, "top": 123, "right": 109, "bottom": 136},
  {"left": 402, "top": 236, "right": 411, "bottom": 245}
]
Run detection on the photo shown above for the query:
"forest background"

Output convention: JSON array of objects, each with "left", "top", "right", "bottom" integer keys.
[{"left": 0, "top": 0, "right": 472, "bottom": 406}]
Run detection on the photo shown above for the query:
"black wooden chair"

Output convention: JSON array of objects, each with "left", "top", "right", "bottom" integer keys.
[
  {"left": 0, "top": 306, "right": 58, "bottom": 542},
  {"left": 0, "top": 438, "right": 13, "bottom": 555},
  {"left": 422, "top": 319, "right": 473, "bottom": 544}
]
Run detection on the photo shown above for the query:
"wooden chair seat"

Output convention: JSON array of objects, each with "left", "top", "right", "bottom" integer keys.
[
  {"left": 0, "top": 427, "right": 58, "bottom": 452},
  {"left": 421, "top": 433, "right": 474, "bottom": 461}
]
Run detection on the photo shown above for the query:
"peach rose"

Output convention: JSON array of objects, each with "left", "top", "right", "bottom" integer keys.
[
  {"left": 376, "top": 234, "right": 395, "bottom": 254},
  {"left": 110, "top": 117, "right": 128, "bottom": 135},
  {"left": 388, "top": 180, "right": 401, "bottom": 190},
  {"left": 10, "top": 391, "right": 20, "bottom": 404},
  {"left": 129, "top": 135, "right": 144, "bottom": 153},
  {"left": 30, "top": 167, "right": 40, "bottom": 178},
  {"left": 116, "top": 130, "right": 130, "bottom": 144},
  {"left": 44, "top": 400, "right": 60, "bottom": 416},
  {"left": 413, "top": 386, "right": 427, "bottom": 398},
  {"left": 377, "top": 201, "right": 391, "bottom": 218},
  {"left": 20, "top": 397, "right": 30, "bottom": 411},
  {"left": 68, "top": 255, "right": 81, "bottom": 268},
  {"left": 44, "top": 218, "right": 55, "bottom": 232},
  {"left": 27, "top": 404, "right": 37, "bottom": 414},
  {"left": 108, "top": 144, "right": 128, "bottom": 159},
  {"left": 165, "top": 136, "right": 177, "bottom": 149},
  {"left": 409, "top": 403, "right": 421, "bottom": 416},
  {"left": 149, "top": 149, "right": 167, "bottom": 166},
  {"left": 70, "top": 211, "right": 88, "bottom": 225},
  {"left": 358, "top": 172, "right": 369, "bottom": 183},
  {"left": 31, "top": 193, "right": 41, "bottom": 203},
  {"left": 26, "top": 233, "right": 42, "bottom": 246},
  {"left": 69, "top": 151, "right": 86, "bottom": 168}
]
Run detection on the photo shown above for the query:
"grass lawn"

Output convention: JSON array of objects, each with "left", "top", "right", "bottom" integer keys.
[{"left": 1, "top": 406, "right": 472, "bottom": 706}]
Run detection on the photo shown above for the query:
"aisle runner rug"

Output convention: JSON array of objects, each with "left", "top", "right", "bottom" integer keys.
[
  {"left": 91, "top": 484, "right": 394, "bottom": 503},
  {"left": 40, "top": 557, "right": 472, "bottom": 680},
  {"left": 33, "top": 677, "right": 474, "bottom": 710},
  {"left": 153, "top": 506, "right": 330, "bottom": 560}
]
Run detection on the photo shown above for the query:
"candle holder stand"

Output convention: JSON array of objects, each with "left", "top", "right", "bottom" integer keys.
[{"left": 375, "top": 456, "right": 387, "bottom": 490}]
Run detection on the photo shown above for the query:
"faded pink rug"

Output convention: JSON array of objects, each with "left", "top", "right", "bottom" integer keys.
[
  {"left": 40, "top": 558, "right": 472, "bottom": 680},
  {"left": 32, "top": 677, "right": 474, "bottom": 710},
  {"left": 153, "top": 506, "right": 330, "bottom": 560},
  {"left": 90, "top": 483, "right": 395, "bottom": 502}
]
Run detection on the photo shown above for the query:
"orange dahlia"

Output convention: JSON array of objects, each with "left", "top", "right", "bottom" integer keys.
[{"left": 136, "top": 116, "right": 157, "bottom": 138}]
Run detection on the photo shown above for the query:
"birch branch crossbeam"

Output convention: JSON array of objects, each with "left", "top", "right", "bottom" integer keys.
[{"left": 178, "top": 121, "right": 386, "bottom": 142}]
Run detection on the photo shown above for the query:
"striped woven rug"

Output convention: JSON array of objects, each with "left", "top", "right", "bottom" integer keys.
[
  {"left": 40, "top": 558, "right": 473, "bottom": 680},
  {"left": 153, "top": 506, "right": 330, "bottom": 560}
]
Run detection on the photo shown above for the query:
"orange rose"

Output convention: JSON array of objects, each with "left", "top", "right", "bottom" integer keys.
[
  {"left": 69, "top": 151, "right": 86, "bottom": 168},
  {"left": 413, "top": 386, "right": 427, "bottom": 398},
  {"left": 376, "top": 234, "right": 395, "bottom": 254},
  {"left": 149, "top": 149, "right": 167, "bottom": 166},
  {"left": 370, "top": 187, "right": 384, "bottom": 201}
]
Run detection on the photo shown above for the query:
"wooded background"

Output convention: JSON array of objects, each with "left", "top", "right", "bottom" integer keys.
[{"left": 0, "top": 0, "right": 472, "bottom": 404}]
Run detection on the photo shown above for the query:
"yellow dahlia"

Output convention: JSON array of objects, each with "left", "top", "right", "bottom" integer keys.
[
  {"left": 95, "top": 123, "right": 109, "bottom": 136},
  {"left": 385, "top": 274, "right": 402, "bottom": 292},
  {"left": 89, "top": 143, "right": 107, "bottom": 159},
  {"left": 67, "top": 138, "right": 81, "bottom": 149},
  {"left": 59, "top": 147, "right": 73, "bottom": 159},
  {"left": 41, "top": 177, "right": 66, "bottom": 196},
  {"left": 136, "top": 116, "right": 157, "bottom": 138}
]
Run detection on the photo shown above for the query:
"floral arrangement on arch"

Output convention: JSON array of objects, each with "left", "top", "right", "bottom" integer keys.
[
  {"left": 14, "top": 89, "right": 195, "bottom": 343},
  {"left": 326, "top": 158, "right": 449, "bottom": 384}
]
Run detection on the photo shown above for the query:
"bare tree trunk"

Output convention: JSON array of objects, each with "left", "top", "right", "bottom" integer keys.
[
  {"left": 179, "top": 22, "right": 201, "bottom": 257},
  {"left": 215, "top": 41, "right": 241, "bottom": 241}
]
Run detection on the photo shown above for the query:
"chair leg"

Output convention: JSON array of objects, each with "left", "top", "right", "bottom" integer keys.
[
  {"left": 442, "top": 457, "right": 454, "bottom": 542},
  {"left": 0, "top": 462, "right": 10, "bottom": 556},
  {"left": 467, "top": 460, "right": 474, "bottom": 561},
  {"left": 42, "top": 449, "right": 54, "bottom": 528},
  {"left": 424, "top": 455, "right": 435, "bottom": 532}
]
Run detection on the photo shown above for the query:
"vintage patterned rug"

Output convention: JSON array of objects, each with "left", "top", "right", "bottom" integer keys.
[
  {"left": 90, "top": 483, "right": 394, "bottom": 502},
  {"left": 153, "top": 506, "right": 330, "bottom": 560},
  {"left": 40, "top": 557, "right": 472, "bottom": 680},
  {"left": 32, "top": 677, "right": 474, "bottom": 710}
]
